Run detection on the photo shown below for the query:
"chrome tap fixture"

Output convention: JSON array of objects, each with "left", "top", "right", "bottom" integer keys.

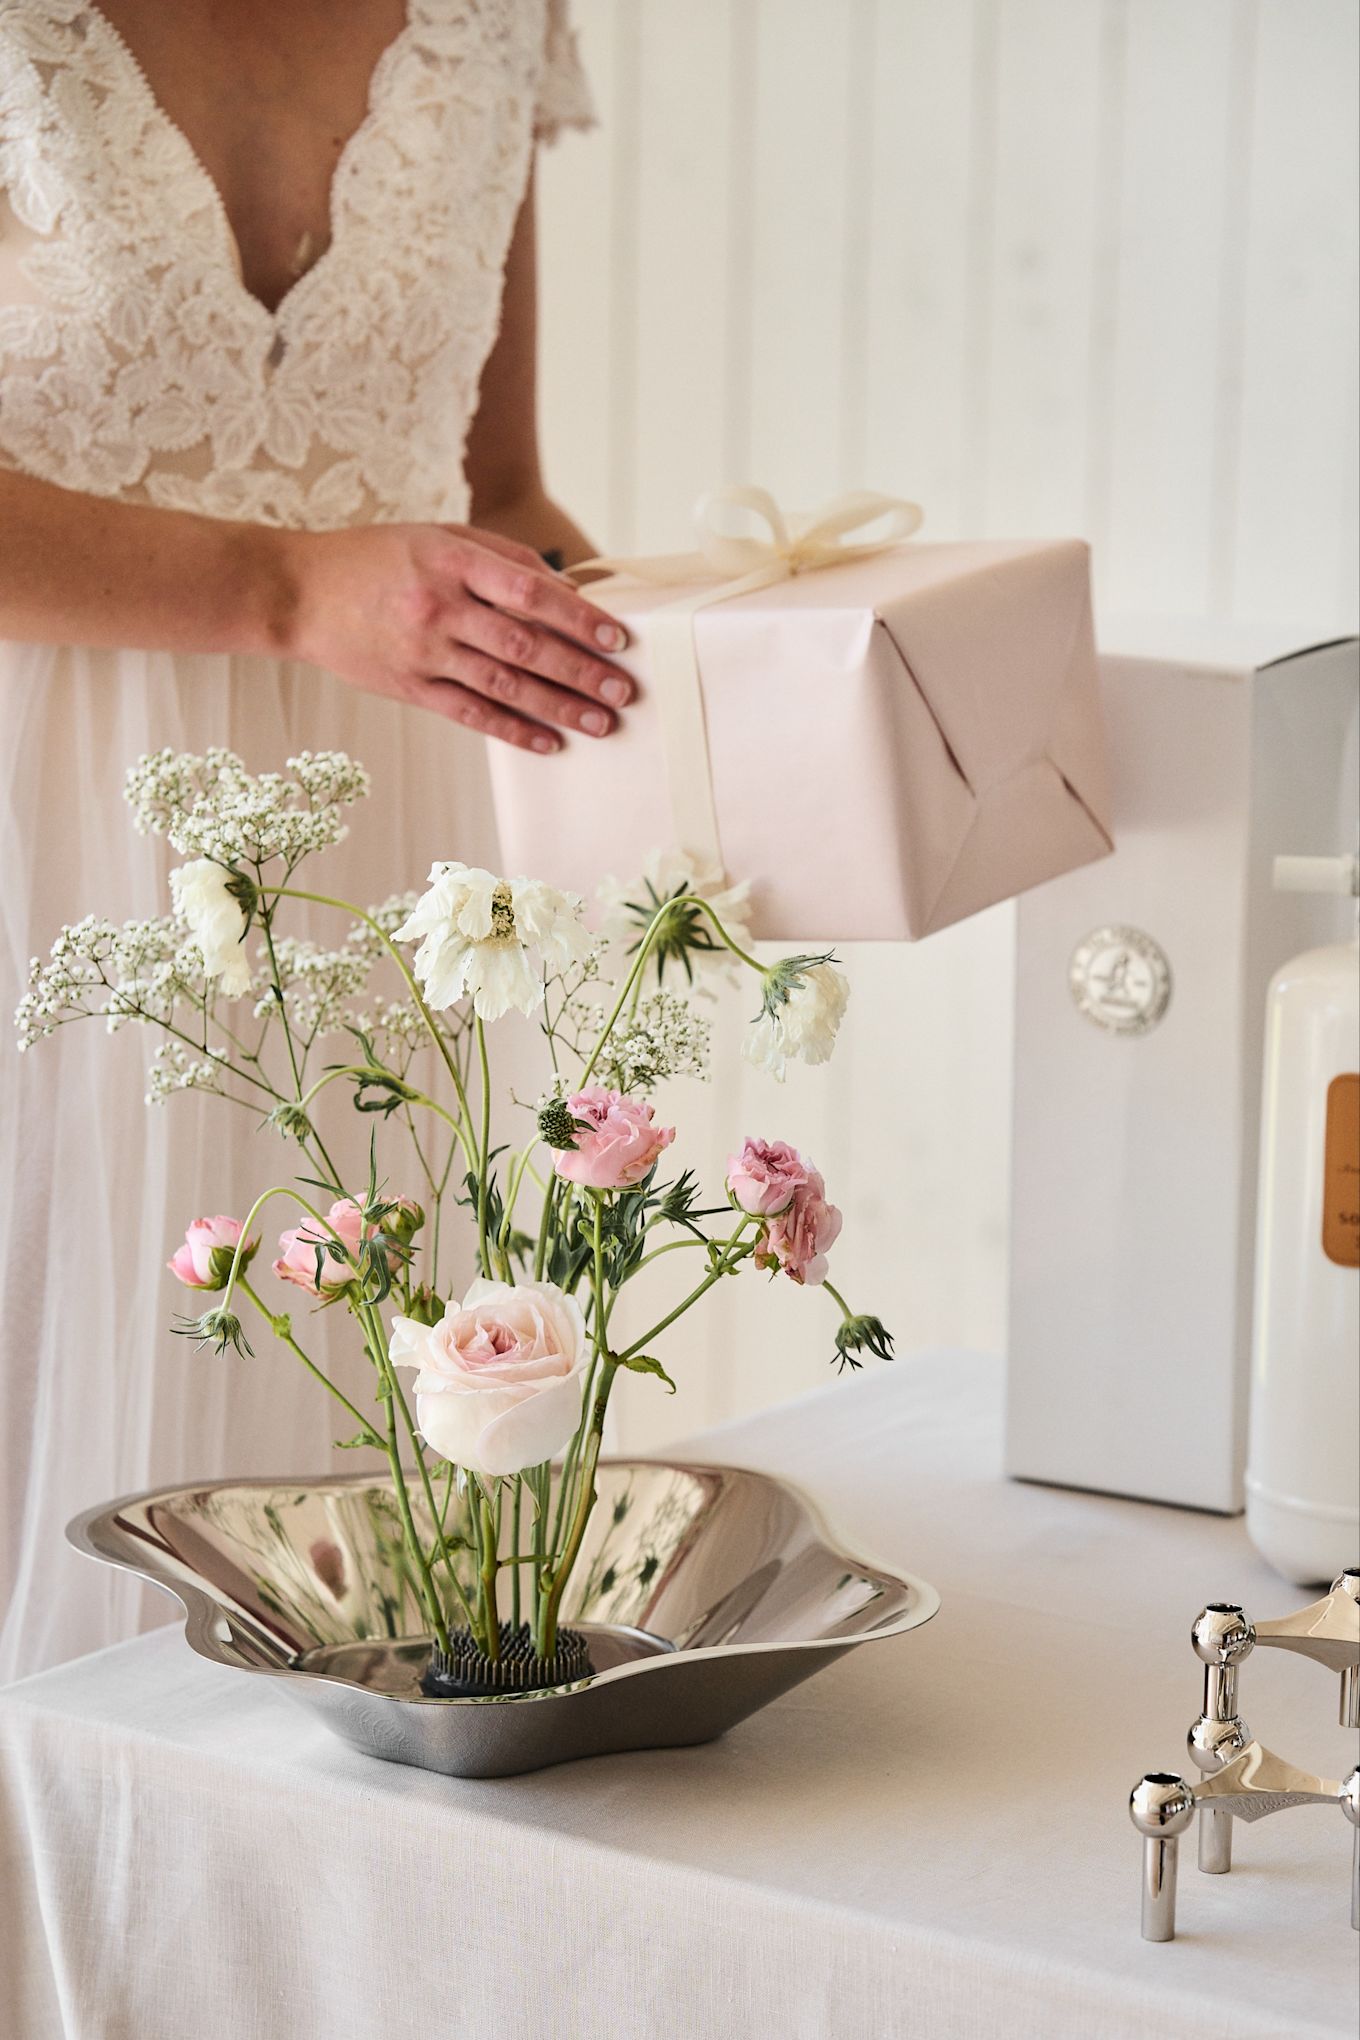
[{"left": 1129, "top": 1571, "right": 1360, "bottom": 1940}]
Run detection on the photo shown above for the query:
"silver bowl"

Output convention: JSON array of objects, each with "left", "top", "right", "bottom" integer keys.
[{"left": 68, "top": 1460, "right": 939, "bottom": 1778}]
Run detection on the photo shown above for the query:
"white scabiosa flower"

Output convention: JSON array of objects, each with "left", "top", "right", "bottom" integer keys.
[
  {"left": 395, "top": 863, "right": 589, "bottom": 1022},
  {"left": 743, "top": 954, "right": 850, "bottom": 1081},
  {"left": 170, "top": 860, "right": 253, "bottom": 998},
  {"left": 598, "top": 849, "right": 753, "bottom": 991}
]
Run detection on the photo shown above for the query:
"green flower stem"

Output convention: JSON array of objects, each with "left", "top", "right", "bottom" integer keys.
[
  {"left": 537, "top": 1362, "right": 616, "bottom": 1658},
  {"left": 290, "top": 1064, "right": 475, "bottom": 1169},
  {"left": 255, "top": 885, "right": 305, "bottom": 1096},
  {"left": 216, "top": 1184, "right": 338, "bottom": 1320},
  {"left": 499, "top": 1134, "right": 543, "bottom": 1256},
  {"left": 474, "top": 1016, "right": 494, "bottom": 1279},
  {"left": 577, "top": 899, "right": 679, "bottom": 1085},
  {"left": 616, "top": 1220, "right": 758, "bottom": 1364},
  {"left": 680, "top": 896, "right": 765, "bottom": 976},
  {"left": 478, "top": 1486, "right": 500, "bottom": 1657},
  {"left": 358, "top": 1295, "right": 476, "bottom": 1637},
  {"left": 380, "top": 1386, "right": 451, "bottom": 1654},
  {"left": 823, "top": 1281, "right": 854, "bottom": 1319},
  {"left": 266, "top": 885, "right": 477, "bottom": 1143},
  {"left": 510, "top": 1481, "right": 522, "bottom": 1627},
  {"left": 535, "top": 1192, "right": 613, "bottom": 1654},
  {"left": 236, "top": 1279, "right": 379, "bottom": 1445}
]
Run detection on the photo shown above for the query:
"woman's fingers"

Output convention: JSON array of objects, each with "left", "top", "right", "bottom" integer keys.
[
  {"left": 450, "top": 598, "right": 633, "bottom": 709},
  {"left": 406, "top": 674, "right": 563, "bottom": 753},
  {"left": 461, "top": 546, "right": 629, "bottom": 656},
  {"left": 438, "top": 644, "right": 620, "bottom": 737}
]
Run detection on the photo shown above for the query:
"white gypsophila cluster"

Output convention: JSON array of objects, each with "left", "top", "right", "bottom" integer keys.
[
  {"left": 124, "top": 748, "right": 370, "bottom": 865},
  {"left": 256, "top": 937, "right": 373, "bottom": 1041},
  {"left": 343, "top": 892, "right": 423, "bottom": 964},
  {"left": 146, "top": 1039, "right": 229, "bottom": 1107},
  {"left": 596, "top": 850, "right": 754, "bottom": 993},
  {"left": 344, "top": 997, "right": 432, "bottom": 1066},
  {"left": 15, "top": 915, "right": 208, "bottom": 1048},
  {"left": 599, "top": 991, "right": 712, "bottom": 1090}
]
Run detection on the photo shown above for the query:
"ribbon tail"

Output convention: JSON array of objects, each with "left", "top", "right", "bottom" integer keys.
[{"left": 641, "top": 562, "right": 790, "bottom": 873}]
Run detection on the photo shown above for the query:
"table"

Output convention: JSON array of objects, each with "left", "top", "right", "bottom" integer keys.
[{"left": 2, "top": 1352, "right": 1356, "bottom": 2040}]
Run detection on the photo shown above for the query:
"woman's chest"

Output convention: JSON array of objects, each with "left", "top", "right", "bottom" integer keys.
[{"left": 95, "top": 0, "right": 410, "bottom": 314}]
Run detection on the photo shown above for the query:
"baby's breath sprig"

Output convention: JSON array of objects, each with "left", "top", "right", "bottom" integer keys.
[{"left": 124, "top": 747, "right": 369, "bottom": 866}]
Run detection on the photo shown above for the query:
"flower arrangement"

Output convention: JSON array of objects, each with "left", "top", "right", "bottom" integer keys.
[{"left": 17, "top": 750, "right": 892, "bottom": 1692}]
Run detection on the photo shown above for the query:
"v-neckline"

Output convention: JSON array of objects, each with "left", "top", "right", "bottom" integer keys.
[{"left": 83, "top": 0, "right": 418, "bottom": 326}]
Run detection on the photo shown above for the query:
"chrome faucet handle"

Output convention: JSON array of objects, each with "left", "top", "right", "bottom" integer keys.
[
  {"left": 1129, "top": 1774, "right": 1195, "bottom": 1942},
  {"left": 1251, "top": 1570, "right": 1360, "bottom": 1726},
  {"left": 1131, "top": 1749, "right": 1354, "bottom": 1941}
]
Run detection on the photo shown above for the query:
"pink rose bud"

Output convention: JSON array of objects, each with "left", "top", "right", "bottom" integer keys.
[
  {"left": 168, "top": 1216, "right": 259, "bottom": 1292},
  {"left": 725, "top": 1137, "right": 811, "bottom": 1216},
  {"left": 752, "top": 1162, "right": 843, "bottom": 1287},
  {"left": 273, "top": 1197, "right": 402, "bottom": 1296},
  {"left": 553, "top": 1086, "right": 676, "bottom": 1191}
]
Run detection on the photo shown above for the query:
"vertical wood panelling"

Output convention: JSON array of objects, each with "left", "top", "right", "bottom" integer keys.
[
  {"left": 1102, "top": 0, "right": 1239, "bottom": 617},
  {"left": 1233, "top": 0, "right": 1360, "bottom": 627},
  {"left": 983, "top": 0, "right": 1107, "bottom": 535},
  {"left": 864, "top": 0, "right": 985, "bottom": 532},
  {"left": 631, "top": 0, "right": 737, "bottom": 549},
  {"left": 536, "top": 0, "right": 620, "bottom": 543},
  {"left": 1206, "top": 0, "right": 1261, "bottom": 622},
  {"left": 534, "top": 0, "right": 1360, "bottom": 1447},
  {"left": 744, "top": 0, "right": 856, "bottom": 504}
]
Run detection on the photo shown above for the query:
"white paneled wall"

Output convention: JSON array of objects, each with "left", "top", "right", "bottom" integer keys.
[{"left": 535, "top": 0, "right": 1360, "bottom": 1450}]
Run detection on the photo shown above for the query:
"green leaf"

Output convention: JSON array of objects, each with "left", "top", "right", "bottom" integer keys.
[{"left": 619, "top": 1352, "right": 676, "bottom": 1393}]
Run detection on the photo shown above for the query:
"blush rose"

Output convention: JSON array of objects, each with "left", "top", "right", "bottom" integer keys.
[
  {"left": 389, "top": 1278, "right": 588, "bottom": 1477},
  {"left": 752, "top": 1160, "right": 843, "bottom": 1286},
  {"left": 553, "top": 1085, "right": 675, "bottom": 1191},
  {"left": 725, "top": 1137, "right": 810, "bottom": 1217},
  {"left": 168, "top": 1215, "right": 258, "bottom": 1291},
  {"left": 273, "top": 1197, "right": 403, "bottom": 1297}
]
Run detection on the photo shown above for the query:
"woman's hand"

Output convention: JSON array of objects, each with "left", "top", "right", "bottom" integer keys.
[{"left": 281, "top": 521, "right": 632, "bottom": 753}]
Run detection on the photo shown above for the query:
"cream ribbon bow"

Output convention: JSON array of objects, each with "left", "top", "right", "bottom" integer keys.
[{"left": 575, "top": 486, "right": 923, "bottom": 869}]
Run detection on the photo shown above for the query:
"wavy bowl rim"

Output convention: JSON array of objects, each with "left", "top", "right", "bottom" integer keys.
[{"left": 67, "top": 1458, "right": 941, "bottom": 1708}]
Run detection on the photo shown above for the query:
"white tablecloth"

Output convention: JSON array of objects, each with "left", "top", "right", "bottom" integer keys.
[{"left": 2, "top": 1352, "right": 1356, "bottom": 2040}]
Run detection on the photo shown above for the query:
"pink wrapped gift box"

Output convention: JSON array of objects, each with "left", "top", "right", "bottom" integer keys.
[{"left": 486, "top": 538, "right": 1112, "bottom": 942}]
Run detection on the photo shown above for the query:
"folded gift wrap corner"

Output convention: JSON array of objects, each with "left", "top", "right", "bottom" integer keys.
[{"left": 486, "top": 530, "right": 1112, "bottom": 945}]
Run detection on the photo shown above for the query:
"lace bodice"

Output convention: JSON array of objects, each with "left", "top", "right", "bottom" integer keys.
[{"left": 0, "top": 0, "right": 592, "bottom": 528}]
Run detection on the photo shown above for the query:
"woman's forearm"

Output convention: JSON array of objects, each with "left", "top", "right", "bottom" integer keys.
[
  {"left": 469, "top": 484, "right": 596, "bottom": 570},
  {"left": 0, "top": 468, "right": 296, "bottom": 656}
]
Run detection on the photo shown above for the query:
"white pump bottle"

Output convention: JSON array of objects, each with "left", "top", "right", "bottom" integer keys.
[{"left": 1246, "top": 853, "right": 1359, "bottom": 1584}]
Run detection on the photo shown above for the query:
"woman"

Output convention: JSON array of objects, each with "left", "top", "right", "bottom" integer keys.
[{"left": 0, "top": 0, "right": 621, "bottom": 1677}]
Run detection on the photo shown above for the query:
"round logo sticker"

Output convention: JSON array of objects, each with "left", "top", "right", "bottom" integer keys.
[{"left": 1068, "top": 925, "right": 1172, "bottom": 1036}]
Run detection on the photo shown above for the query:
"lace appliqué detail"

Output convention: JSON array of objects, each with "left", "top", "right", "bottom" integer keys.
[{"left": 0, "top": 0, "right": 590, "bottom": 528}]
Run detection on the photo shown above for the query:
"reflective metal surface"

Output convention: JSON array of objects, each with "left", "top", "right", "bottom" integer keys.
[
  {"left": 68, "top": 1459, "right": 939, "bottom": 1778},
  {"left": 1132, "top": 1571, "right": 1360, "bottom": 1941}
]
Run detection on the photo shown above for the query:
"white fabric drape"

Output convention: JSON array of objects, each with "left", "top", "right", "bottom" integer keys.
[
  {"left": 0, "top": 649, "right": 501, "bottom": 1680},
  {"left": 1, "top": 1353, "right": 1354, "bottom": 2040},
  {"left": 0, "top": 0, "right": 595, "bottom": 1680}
]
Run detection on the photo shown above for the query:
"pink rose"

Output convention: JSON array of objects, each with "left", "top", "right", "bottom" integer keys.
[
  {"left": 273, "top": 1197, "right": 399, "bottom": 1296},
  {"left": 753, "top": 1162, "right": 843, "bottom": 1286},
  {"left": 553, "top": 1085, "right": 675, "bottom": 1191},
  {"left": 168, "top": 1216, "right": 258, "bottom": 1292},
  {"left": 389, "top": 1279, "right": 588, "bottom": 1476},
  {"left": 725, "top": 1137, "right": 810, "bottom": 1216}
]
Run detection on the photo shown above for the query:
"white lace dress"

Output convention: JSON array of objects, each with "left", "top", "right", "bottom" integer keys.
[{"left": 0, "top": 0, "right": 593, "bottom": 1678}]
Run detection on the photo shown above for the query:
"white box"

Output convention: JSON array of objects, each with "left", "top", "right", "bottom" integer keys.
[{"left": 1005, "top": 621, "right": 1359, "bottom": 1513}]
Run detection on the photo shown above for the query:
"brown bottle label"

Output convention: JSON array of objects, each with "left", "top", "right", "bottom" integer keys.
[{"left": 1323, "top": 1073, "right": 1360, "bottom": 1268}]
